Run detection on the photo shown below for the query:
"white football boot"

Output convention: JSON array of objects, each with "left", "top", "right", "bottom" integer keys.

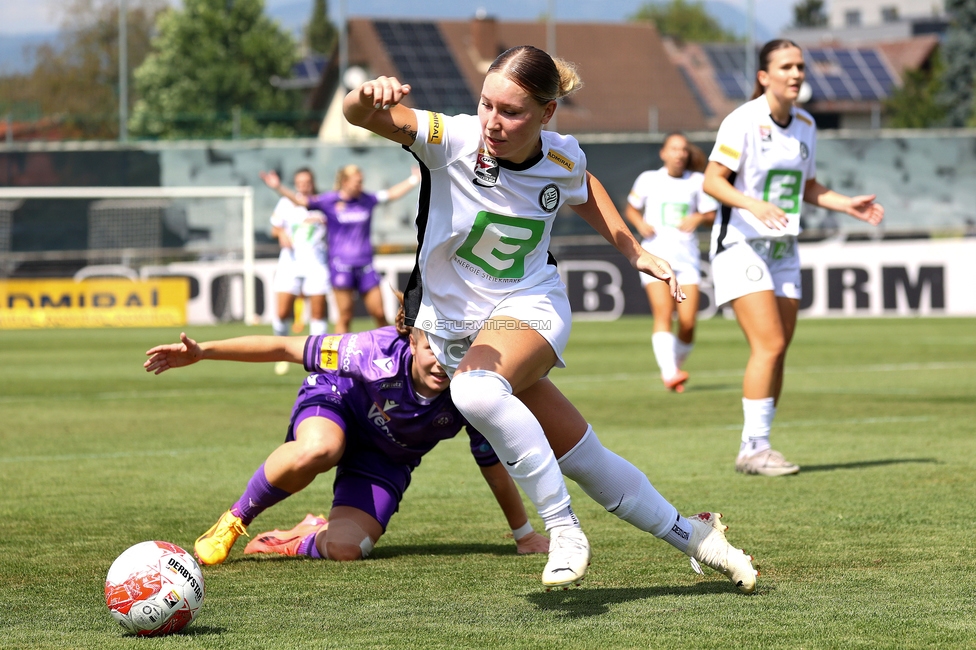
[
  {"left": 542, "top": 525, "right": 591, "bottom": 590},
  {"left": 686, "top": 512, "right": 758, "bottom": 594}
]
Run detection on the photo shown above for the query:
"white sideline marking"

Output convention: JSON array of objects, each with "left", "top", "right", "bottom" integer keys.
[
  {"left": 0, "top": 447, "right": 230, "bottom": 464},
  {"left": 714, "top": 415, "right": 933, "bottom": 431},
  {"left": 0, "top": 386, "right": 290, "bottom": 405},
  {"left": 552, "top": 361, "right": 976, "bottom": 385}
]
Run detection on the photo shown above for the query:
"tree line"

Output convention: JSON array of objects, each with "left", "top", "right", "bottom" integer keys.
[{"left": 0, "top": 0, "right": 972, "bottom": 140}]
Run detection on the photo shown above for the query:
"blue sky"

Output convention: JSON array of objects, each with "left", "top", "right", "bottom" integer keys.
[{"left": 0, "top": 0, "right": 795, "bottom": 74}]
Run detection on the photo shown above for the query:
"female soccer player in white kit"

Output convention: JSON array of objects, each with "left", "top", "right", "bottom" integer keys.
[
  {"left": 269, "top": 168, "right": 330, "bottom": 374},
  {"left": 703, "top": 39, "right": 884, "bottom": 476},
  {"left": 625, "top": 133, "right": 718, "bottom": 393},
  {"left": 343, "top": 45, "right": 758, "bottom": 593}
]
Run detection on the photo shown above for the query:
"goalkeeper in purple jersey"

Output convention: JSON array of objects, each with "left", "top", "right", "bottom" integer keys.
[{"left": 144, "top": 322, "right": 548, "bottom": 565}]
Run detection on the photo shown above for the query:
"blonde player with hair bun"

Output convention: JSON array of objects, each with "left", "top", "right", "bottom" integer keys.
[
  {"left": 625, "top": 132, "right": 718, "bottom": 393},
  {"left": 343, "top": 44, "right": 758, "bottom": 593},
  {"left": 262, "top": 164, "right": 420, "bottom": 334},
  {"left": 704, "top": 39, "right": 884, "bottom": 476}
]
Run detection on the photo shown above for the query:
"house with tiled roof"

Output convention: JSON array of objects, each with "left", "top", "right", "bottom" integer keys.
[
  {"left": 664, "top": 34, "right": 940, "bottom": 130},
  {"left": 318, "top": 15, "right": 711, "bottom": 141}
]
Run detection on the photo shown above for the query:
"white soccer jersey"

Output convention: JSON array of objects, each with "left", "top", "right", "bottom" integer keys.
[
  {"left": 628, "top": 168, "right": 718, "bottom": 245},
  {"left": 407, "top": 109, "right": 589, "bottom": 338},
  {"left": 708, "top": 94, "right": 817, "bottom": 255},
  {"left": 270, "top": 197, "right": 327, "bottom": 266}
]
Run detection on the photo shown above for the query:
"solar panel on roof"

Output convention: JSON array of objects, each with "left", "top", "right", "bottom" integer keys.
[
  {"left": 374, "top": 20, "right": 475, "bottom": 114},
  {"left": 852, "top": 78, "right": 880, "bottom": 99},
  {"left": 825, "top": 76, "right": 851, "bottom": 98}
]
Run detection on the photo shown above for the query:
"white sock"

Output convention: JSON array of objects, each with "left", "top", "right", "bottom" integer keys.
[
  {"left": 651, "top": 331, "right": 678, "bottom": 380},
  {"left": 450, "top": 370, "right": 576, "bottom": 530},
  {"left": 674, "top": 340, "right": 694, "bottom": 369},
  {"left": 661, "top": 513, "right": 696, "bottom": 553},
  {"left": 309, "top": 318, "right": 328, "bottom": 335},
  {"left": 272, "top": 315, "right": 292, "bottom": 337},
  {"left": 739, "top": 397, "right": 776, "bottom": 457},
  {"left": 557, "top": 425, "right": 679, "bottom": 539}
]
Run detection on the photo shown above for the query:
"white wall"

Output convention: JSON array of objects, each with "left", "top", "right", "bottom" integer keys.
[{"left": 829, "top": 0, "right": 944, "bottom": 28}]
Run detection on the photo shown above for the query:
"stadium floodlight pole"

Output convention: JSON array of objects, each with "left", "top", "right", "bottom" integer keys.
[
  {"left": 547, "top": 0, "right": 556, "bottom": 132},
  {"left": 119, "top": 0, "right": 128, "bottom": 142},
  {"left": 744, "top": 0, "right": 754, "bottom": 97},
  {"left": 242, "top": 185, "right": 256, "bottom": 325},
  {"left": 338, "top": 0, "right": 348, "bottom": 142}
]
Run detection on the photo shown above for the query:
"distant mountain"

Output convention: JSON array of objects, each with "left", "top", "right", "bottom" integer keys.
[
  {"left": 0, "top": 1, "right": 793, "bottom": 77},
  {"left": 263, "top": 0, "right": 791, "bottom": 42},
  {"left": 0, "top": 32, "right": 56, "bottom": 75}
]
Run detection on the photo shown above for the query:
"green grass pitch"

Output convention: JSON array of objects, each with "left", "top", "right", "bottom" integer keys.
[{"left": 1, "top": 316, "right": 974, "bottom": 649}]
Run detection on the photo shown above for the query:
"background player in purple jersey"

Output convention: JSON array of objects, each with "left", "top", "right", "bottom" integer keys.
[
  {"left": 260, "top": 165, "right": 420, "bottom": 334},
  {"left": 144, "top": 323, "right": 548, "bottom": 564}
]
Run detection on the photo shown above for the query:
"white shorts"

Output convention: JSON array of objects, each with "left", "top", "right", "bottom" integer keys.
[
  {"left": 273, "top": 260, "right": 331, "bottom": 296},
  {"left": 424, "top": 282, "right": 572, "bottom": 377},
  {"left": 640, "top": 235, "right": 702, "bottom": 287},
  {"left": 711, "top": 238, "right": 801, "bottom": 307}
]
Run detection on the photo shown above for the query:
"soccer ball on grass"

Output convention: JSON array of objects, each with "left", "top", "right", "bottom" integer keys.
[{"left": 104, "top": 540, "right": 205, "bottom": 636}]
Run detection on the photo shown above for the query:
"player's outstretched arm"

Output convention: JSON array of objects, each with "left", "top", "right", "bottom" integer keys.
[
  {"left": 343, "top": 76, "right": 419, "bottom": 146},
  {"left": 260, "top": 170, "right": 309, "bottom": 208},
  {"left": 384, "top": 167, "right": 421, "bottom": 202},
  {"left": 144, "top": 333, "right": 308, "bottom": 375},
  {"left": 573, "top": 172, "right": 685, "bottom": 303},
  {"left": 478, "top": 462, "right": 549, "bottom": 555}
]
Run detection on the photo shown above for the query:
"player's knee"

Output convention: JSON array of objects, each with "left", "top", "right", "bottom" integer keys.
[
  {"left": 323, "top": 519, "right": 376, "bottom": 561},
  {"left": 292, "top": 433, "right": 341, "bottom": 472},
  {"left": 753, "top": 333, "right": 787, "bottom": 360},
  {"left": 323, "top": 541, "right": 364, "bottom": 562},
  {"left": 450, "top": 370, "right": 510, "bottom": 421}
]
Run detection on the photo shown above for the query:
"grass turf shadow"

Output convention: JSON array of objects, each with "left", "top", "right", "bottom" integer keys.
[
  {"left": 799, "top": 458, "right": 940, "bottom": 473},
  {"left": 526, "top": 581, "right": 755, "bottom": 618},
  {"left": 234, "top": 542, "right": 519, "bottom": 563}
]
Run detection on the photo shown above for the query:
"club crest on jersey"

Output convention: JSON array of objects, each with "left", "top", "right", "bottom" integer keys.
[
  {"left": 473, "top": 149, "right": 499, "bottom": 187},
  {"left": 759, "top": 125, "right": 772, "bottom": 142},
  {"left": 539, "top": 183, "right": 559, "bottom": 212},
  {"left": 800, "top": 142, "right": 809, "bottom": 159},
  {"left": 433, "top": 413, "right": 454, "bottom": 427}
]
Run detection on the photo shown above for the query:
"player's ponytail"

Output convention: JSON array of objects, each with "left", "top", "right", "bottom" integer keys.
[
  {"left": 393, "top": 291, "right": 410, "bottom": 337},
  {"left": 488, "top": 45, "right": 583, "bottom": 106},
  {"left": 553, "top": 57, "right": 583, "bottom": 100}
]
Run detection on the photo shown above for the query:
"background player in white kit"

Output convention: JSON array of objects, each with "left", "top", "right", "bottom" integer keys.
[
  {"left": 625, "top": 132, "right": 718, "bottom": 393},
  {"left": 343, "top": 45, "right": 758, "bottom": 593},
  {"left": 703, "top": 39, "right": 884, "bottom": 476},
  {"left": 269, "top": 168, "right": 330, "bottom": 374}
]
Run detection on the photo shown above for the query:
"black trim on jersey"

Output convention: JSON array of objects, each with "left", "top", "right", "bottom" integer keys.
[
  {"left": 302, "top": 334, "right": 315, "bottom": 372},
  {"left": 715, "top": 171, "right": 737, "bottom": 254},
  {"left": 402, "top": 145, "right": 432, "bottom": 327},
  {"left": 496, "top": 148, "right": 545, "bottom": 171},
  {"left": 399, "top": 145, "right": 557, "bottom": 328},
  {"left": 770, "top": 112, "right": 793, "bottom": 129}
]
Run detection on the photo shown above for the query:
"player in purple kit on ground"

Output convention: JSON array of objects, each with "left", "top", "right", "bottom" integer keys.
[
  {"left": 144, "top": 319, "right": 548, "bottom": 564},
  {"left": 260, "top": 165, "right": 421, "bottom": 334}
]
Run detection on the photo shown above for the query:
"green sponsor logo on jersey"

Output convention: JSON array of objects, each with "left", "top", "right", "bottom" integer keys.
[
  {"left": 660, "top": 202, "right": 689, "bottom": 228},
  {"left": 455, "top": 211, "right": 546, "bottom": 279},
  {"left": 293, "top": 222, "right": 316, "bottom": 243},
  {"left": 763, "top": 170, "right": 803, "bottom": 214}
]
